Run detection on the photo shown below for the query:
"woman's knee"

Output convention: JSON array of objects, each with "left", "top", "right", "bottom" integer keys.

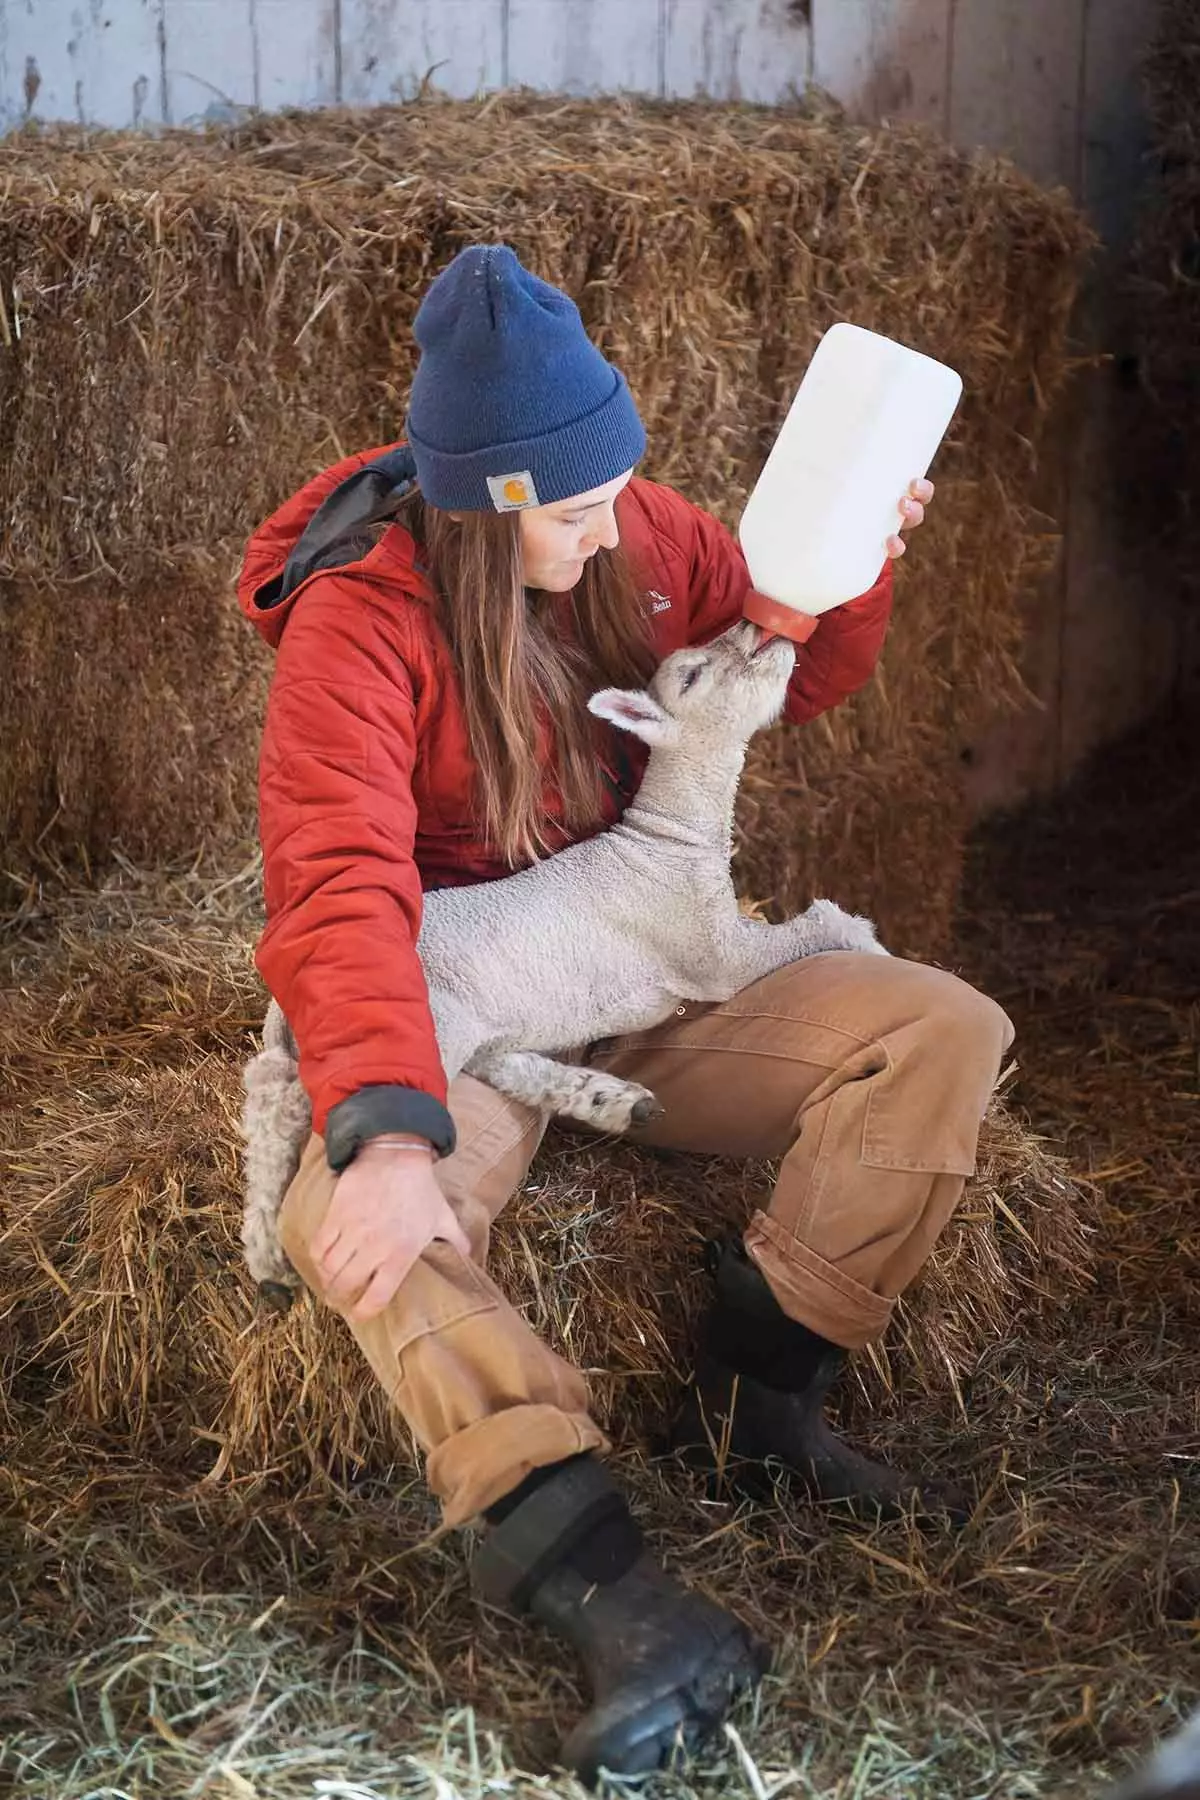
[
  {"left": 810, "top": 952, "right": 1013, "bottom": 1066},
  {"left": 740, "top": 950, "right": 1013, "bottom": 1072},
  {"left": 915, "top": 963, "right": 1014, "bottom": 1059}
]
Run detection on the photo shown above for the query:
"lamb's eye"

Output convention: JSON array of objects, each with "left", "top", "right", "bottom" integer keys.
[{"left": 680, "top": 666, "right": 703, "bottom": 692}]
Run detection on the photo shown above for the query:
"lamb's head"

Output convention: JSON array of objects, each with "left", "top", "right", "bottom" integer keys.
[{"left": 587, "top": 621, "right": 796, "bottom": 750}]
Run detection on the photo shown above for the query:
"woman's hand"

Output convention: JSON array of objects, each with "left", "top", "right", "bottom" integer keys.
[
  {"left": 310, "top": 1139, "right": 471, "bottom": 1324},
  {"left": 885, "top": 477, "right": 934, "bottom": 560}
]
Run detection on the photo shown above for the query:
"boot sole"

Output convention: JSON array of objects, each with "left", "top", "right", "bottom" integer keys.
[
  {"left": 561, "top": 1622, "right": 769, "bottom": 1783},
  {"left": 668, "top": 1437, "right": 972, "bottom": 1529}
]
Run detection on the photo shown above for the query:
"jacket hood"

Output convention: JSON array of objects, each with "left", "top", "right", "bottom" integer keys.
[{"left": 237, "top": 443, "right": 420, "bottom": 648}]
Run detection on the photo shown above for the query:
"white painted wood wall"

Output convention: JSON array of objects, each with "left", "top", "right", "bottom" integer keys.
[
  {"left": 0, "top": 0, "right": 1155, "bottom": 249},
  {"left": 0, "top": 0, "right": 1179, "bottom": 802}
]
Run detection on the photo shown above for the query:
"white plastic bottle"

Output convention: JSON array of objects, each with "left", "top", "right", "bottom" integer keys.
[{"left": 739, "top": 322, "right": 963, "bottom": 643}]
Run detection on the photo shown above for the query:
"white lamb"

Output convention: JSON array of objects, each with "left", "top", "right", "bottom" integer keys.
[{"left": 242, "top": 620, "right": 886, "bottom": 1293}]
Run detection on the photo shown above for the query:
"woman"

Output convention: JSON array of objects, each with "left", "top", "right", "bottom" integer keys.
[{"left": 237, "top": 244, "right": 1013, "bottom": 1780}]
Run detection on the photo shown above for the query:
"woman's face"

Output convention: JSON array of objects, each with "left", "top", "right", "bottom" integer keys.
[{"left": 517, "top": 470, "right": 633, "bottom": 592}]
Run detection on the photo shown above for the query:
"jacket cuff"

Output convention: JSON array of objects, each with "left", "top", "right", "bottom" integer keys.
[{"left": 325, "top": 1085, "right": 457, "bottom": 1172}]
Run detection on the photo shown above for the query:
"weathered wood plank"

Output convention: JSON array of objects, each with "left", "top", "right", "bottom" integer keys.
[
  {"left": 662, "top": 0, "right": 810, "bottom": 104},
  {"left": 506, "top": 0, "right": 662, "bottom": 96},
  {"left": 1079, "top": 0, "right": 1159, "bottom": 251},
  {"left": 0, "top": 0, "right": 166, "bottom": 131},
  {"left": 341, "top": 0, "right": 504, "bottom": 103},
  {"left": 164, "top": 0, "right": 256, "bottom": 122},
  {"left": 1056, "top": 0, "right": 1177, "bottom": 784},
  {"left": 950, "top": 0, "right": 1086, "bottom": 801},
  {"left": 948, "top": 0, "right": 1086, "bottom": 193},
  {"left": 811, "top": 0, "right": 951, "bottom": 130},
  {"left": 253, "top": 0, "right": 339, "bottom": 111}
]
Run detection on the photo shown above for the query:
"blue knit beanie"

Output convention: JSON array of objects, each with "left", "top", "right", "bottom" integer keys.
[{"left": 406, "top": 244, "right": 646, "bottom": 513}]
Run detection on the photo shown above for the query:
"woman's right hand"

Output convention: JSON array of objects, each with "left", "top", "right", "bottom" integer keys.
[{"left": 310, "top": 1140, "right": 471, "bottom": 1324}]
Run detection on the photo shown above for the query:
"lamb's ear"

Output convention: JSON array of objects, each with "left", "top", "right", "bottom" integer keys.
[{"left": 588, "top": 687, "right": 680, "bottom": 747}]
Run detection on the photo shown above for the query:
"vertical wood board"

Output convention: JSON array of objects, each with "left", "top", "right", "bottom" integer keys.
[
  {"left": 0, "top": 0, "right": 166, "bottom": 131},
  {"left": 164, "top": 0, "right": 256, "bottom": 121},
  {"left": 253, "top": 0, "right": 339, "bottom": 111},
  {"left": 506, "top": 0, "right": 663, "bottom": 96},
  {"left": 1055, "top": 0, "right": 1173, "bottom": 786},
  {"left": 341, "top": 0, "right": 504, "bottom": 103},
  {"left": 811, "top": 0, "right": 952, "bottom": 130},
  {"left": 1079, "top": 0, "right": 1159, "bottom": 250},
  {"left": 948, "top": 0, "right": 1087, "bottom": 193},
  {"left": 662, "top": 0, "right": 810, "bottom": 104}
]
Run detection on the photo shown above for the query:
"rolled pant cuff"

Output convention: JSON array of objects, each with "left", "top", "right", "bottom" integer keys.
[
  {"left": 744, "top": 1209, "right": 894, "bottom": 1350},
  {"left": 427, "top": 1403, "right": 610, "bottom": 1528}
]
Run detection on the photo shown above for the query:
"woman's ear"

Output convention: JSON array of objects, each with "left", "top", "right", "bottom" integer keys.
[{"left": 588, "top": 688, "right": 680, "bottom": 748}]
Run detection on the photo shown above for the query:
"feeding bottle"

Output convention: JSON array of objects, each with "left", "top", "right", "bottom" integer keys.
[{"left": 740, "top": 323, "right": 962, "bottom": 643}]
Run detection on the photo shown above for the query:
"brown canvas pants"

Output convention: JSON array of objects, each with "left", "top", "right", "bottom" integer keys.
[{"left": 279, "top": 953, "right": 1013, "bottom": 1527}]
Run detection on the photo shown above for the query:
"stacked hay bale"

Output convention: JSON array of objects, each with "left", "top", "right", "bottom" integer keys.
[
  {"left": 0, "top": 869, "right": 1095, "bottom": 1484},
  {"left": 0, "top": 95, "right": 1092, "bottom": 955},
  {"left": 1133, "top": 0, "right": 1200, "bottom": 601}
]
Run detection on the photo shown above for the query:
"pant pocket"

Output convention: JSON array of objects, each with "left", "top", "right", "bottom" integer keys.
[{"left": 860, "top": 1043, "right": 983, "bottom": 1177}]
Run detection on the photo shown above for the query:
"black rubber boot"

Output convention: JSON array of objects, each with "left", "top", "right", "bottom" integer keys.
[
  {"left": 671, "top": 1238, "right": 969, "bottom": 1523},
  {"left": 471, "top": 1455, "right": 769, "bottom": 1784}
]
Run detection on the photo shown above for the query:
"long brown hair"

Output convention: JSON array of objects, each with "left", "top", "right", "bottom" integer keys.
[{"left": 402, "top": 492, "right": 657, "bottom": 868}]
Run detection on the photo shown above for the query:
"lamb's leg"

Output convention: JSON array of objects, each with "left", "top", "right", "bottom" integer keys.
[
  {"left": 718, "top": 901, "right": 888, "bottom": 990},
  {"left": 466, "top": 1047, "right": 664, "bottom": 1134},
  {"left": 786, "top": 898, "right": 888, "bottom": 958},
  {"left": 241, "top": 1032, "right": 311, "bottom": 1294},
  {"left": 263, "top": 996, "right": 299, "bottom": 1058}
]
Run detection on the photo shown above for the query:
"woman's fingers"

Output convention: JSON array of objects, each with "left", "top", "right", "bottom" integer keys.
[
  {"left": 322, "top": 1243, "right": 375, "bottom": 1306},
  {"left": 438, "top": 1218, "right": 473, "bottom": 1260},
  {"left": 311, "top": 1191, "right": 475, "bottom": 1322},
  {"left": 888, "top": 479, "right": 932, "bottom": 555},
  {"left": 348, "top": 1256, "right": 410, "bottom": 1322},
  {"left": 310, "top": 1214, "right": 339, "bottom": 1263},
  {"left": 315, "top": 1233, "right": 361, "bottom": 1289}
]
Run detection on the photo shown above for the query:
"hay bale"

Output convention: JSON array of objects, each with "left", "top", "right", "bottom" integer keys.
[
  {"left": 1132, "top": 0, "right": 1200, "bottom": 597},
  {"left": 0, "top": 551, "right": 269, "bottom": 868},
  {"left": 0, "top": 96, "right": 1092, "bottom": 953},
  {"left": 0, "top": 869, "right": 1097, "bottom": 1486}
]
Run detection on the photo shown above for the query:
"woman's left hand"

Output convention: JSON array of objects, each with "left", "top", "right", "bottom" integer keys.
[{"left": 885, "top": 477, "right": 934, "bottom": 559}]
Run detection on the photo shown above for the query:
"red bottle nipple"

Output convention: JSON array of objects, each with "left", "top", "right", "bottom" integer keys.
[{"left": 743, "top": 589, "right": 821, "bottom": 644}]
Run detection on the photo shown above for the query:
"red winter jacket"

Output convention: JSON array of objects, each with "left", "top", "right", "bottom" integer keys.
[{"left": 237, "top": 445, "right": 893, "bottom": 1167}]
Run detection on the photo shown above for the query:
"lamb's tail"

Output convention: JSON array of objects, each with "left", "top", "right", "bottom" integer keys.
[{"left": 240, "top": 999, "right": 311, "bottom": 1294}]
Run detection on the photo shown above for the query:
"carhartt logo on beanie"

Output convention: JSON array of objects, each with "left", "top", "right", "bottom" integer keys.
[{"left": 406, "top": 244, "right": 647, "bottom": 513}]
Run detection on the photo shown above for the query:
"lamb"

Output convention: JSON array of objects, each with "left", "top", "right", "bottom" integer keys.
[
  {"left": 241, "top": 619, "right": 886, "bottom": 1293},
  {"left": 1109, "top": 1712, "right": 1200, "bottom": 1800}
]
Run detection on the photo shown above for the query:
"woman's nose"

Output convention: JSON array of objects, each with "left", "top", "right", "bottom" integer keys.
[{"left": 591, "top": 507, "right": 621, "bottom": 552}]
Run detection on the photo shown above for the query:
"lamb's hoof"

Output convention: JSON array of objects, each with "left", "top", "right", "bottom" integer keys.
[
  {"left": 578, "top": 1073, "right": 662, "bottom": 1133},
  {"left": 257, "top": 1280, "right": 297, "bottom": 1314},
  {"left": 631, "top": 1096, "right": 667, "bottom": 1125}
]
